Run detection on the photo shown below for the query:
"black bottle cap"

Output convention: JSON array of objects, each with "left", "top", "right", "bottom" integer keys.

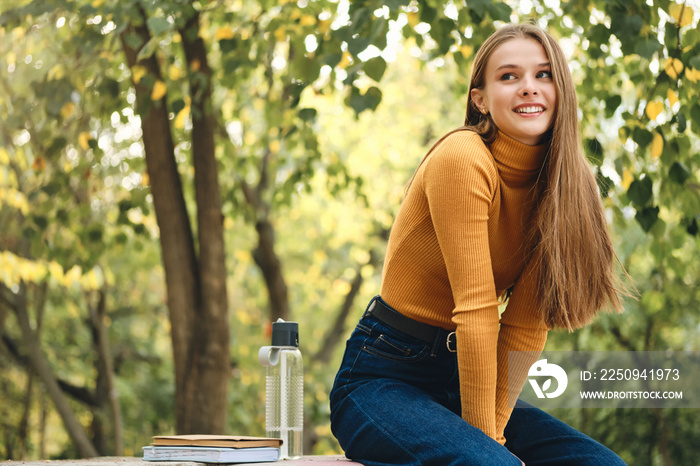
[{"left": 271, "top": 320, "right": 299, "bottom": 347}]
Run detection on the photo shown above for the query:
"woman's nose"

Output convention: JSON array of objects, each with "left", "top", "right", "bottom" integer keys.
[{"left": 521, "top": 77, "right": 538, "bottom": 96}]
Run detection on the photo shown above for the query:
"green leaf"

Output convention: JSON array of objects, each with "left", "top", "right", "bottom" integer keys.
[
  {"left": 635, "top": 206, "right": 659, "bottom": 232},
  {"left": 634, "top": 38, "right": 660, "bottom": 59},
  {"left": 689, "top": 55, "right": 700, "bottom": 70},
  {"left": 123, "top": 32, "right": 144, "bottom": 50},
  {"left": 87, "top": 226, "right": 104, "bottom": 242},
  {"left": 348, "top": 36, "right": 371, "bottom": 57},
  {"left": 346, "top": 86, "right": 382, "bottom": 116},
  {"left": 292, "top": 56, "right": 321, "bottom": 83},
  {"left": 690, "top": 104, "right": 700, "bottom": 130},
  {"left": 147, "top": 17, "right": 172, "bottom": 36},
  {"left": 172, "top": 99, "right": 186, "bottom": 114},
  {"left": 604, "top": 95, "right": 622, "bottom": 118},
  {"left": 610, "top": 13, "right": 643, "bottom": 53},
  {"left": 487, "top": 2, "right": 512, "bottom": 22},
  {"left": 383, "top": 0, "right": 410, "bottom": 11},
  {"left": 363, "top": 57, "right": 387, "bottom": 81},
  {"left": 686, "top": 215, "right": 699, "bottom": 236},
  {"left": 596, "top": 172, "right": 614, "bottom": 198},
  {"left": 219, "top": 38, "right": 238, "bottom": 53},
  {"left": 627, "top": 176, "right": 653, "bottom": 206},
  {"left": 136, "top": 36, "right": 161, "bottom": 61},
  {"left": 585, "top": 138, "right": 604, "bottom": 165},
  {"left": 669, "top": 162, "right": 691, "bottom": 185},
  {"left": 298, "top": 108, "right": 317, "bottom": 122},
  {"left": 675, "top": 112, "right": 687, "bottom": 133},
  {"left": 33, "top": 216, "right": 48, "bottom": 229},
  {"left": 632, "top": 127, "right": 653, "bottom": 149},
  {"left": 349, "top": 7, "right": 372, "bottom": 33},
  {"left": 420, "top": 5, "right": 438, "bottom": 23}
]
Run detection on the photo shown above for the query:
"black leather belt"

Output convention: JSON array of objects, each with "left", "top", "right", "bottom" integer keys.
[{"left": 366, "top": 297, "right": 457, "bottom": 352}]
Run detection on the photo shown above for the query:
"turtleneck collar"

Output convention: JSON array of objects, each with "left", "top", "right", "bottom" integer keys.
[{"left": 489, "top": 131, "right": 548, "bottom": 177}]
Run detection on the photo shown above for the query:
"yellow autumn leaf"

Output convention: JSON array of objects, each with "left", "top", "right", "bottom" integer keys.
[
  {"left": 669, "top": 3, "right": 694, "bottom": 27},
  {"left": 621, "top": 169, "right": 634, "bottom": 190},
  {"left": 0, "top": 148, "right": 10, "bottom": 164},
  {"left": 645, "top": 100, "right": 663, "bottom": 120},
  {"left": 651, "top": 132, "right": 663, "bottom": 160},
  {"left": 269, "top": 140, "right": 281, "bottom": 155},
  {"left": 460, "top": 45, "right": 474, "bottom": 58},
  {"left": 664, "top": 57, "right": 683, "bottom": 79},
  {"left": 141, "top": 171, "right": 150, "bottom": 186},
  {"left": 274, "top": 27, "right": 287, "bottom": 42},
  {"left": 48, "top": 64, "right": 64, "bottom": 80},
  {"left": 338, "top": 50, "right": 352, "bottom": 69},
  {"left": 667, "top": 89, "right": 679, "bottom": 107},
  {"left": 20, "top": 260, "right": 47, "bottom": 283},
  {"left": 299, "top": 14, "right": 317, "bottom": 27},
  {"left": 48, "top": 261, "right": 65, "bottom": 282},
  {"left": 81, "top": 268, "right": 102, "bottom": 291},
  {"left": 151, "top": 80, "right": 167, "bottom": 101},
  {"left": 131, "top": 65, "right": 148, "bottom": 84},
  {"left": 318, "top": 18, "right": 331, "bottom": 34},
  {"left": 215, "top": 27, "right": 235, "bottom": 40},
  {"left": 60, "top": 101, "right": 75, "bottom": 119},
  {"left": 78, "top": 132, "right": 92, "bottom": 150},
  {"left": 685, "top": 67, "right": 700, "bottom": 83},
  {"left": 168, "top": 64, "right": 184, "bottom": 80},
  {"left": 407, "top": 12, "right": 420, "bottom": 27},
  {"left": 244, "top": 132, "right": 257, "bottom": 145},
  {"left": 63, "top": 266, "right": 82, "bottom": 287},
  {"left": 174, "top": 102, "right": 190, "bottom": 129}
]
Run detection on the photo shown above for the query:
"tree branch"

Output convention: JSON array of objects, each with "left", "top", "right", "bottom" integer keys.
[
  {"left": 310, "top": 249, "right": 380, "bottom": 366},
  {"left": 12, "top": 282, "right": 98, "bottom": 457}
]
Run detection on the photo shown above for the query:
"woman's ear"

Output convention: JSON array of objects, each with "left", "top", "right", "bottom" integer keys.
[{"left": 470, "top": 88, "right": 487, "bottom": 114}]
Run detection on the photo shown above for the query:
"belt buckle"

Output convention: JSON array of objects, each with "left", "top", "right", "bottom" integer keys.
[{"left": 446, "top": 332, "right": 457, "bottom": 353}]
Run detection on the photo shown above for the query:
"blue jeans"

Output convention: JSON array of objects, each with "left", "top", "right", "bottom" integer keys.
[{"left": 329, "top": 297, "right": 627, "bottom": 466}]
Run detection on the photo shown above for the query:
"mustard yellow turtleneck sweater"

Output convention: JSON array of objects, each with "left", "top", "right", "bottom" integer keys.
[{"left": 380, "top": 129, "right": 551, "bottom": 445}]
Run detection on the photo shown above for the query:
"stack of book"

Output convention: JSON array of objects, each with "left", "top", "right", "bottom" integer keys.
[{"left": 142, "top": 434, "right": 283, "bottom": 463}]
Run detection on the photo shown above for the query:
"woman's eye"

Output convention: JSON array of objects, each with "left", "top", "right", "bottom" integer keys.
[
  {"left": 500, "top": 73, "right": 516, "bottom": 81},
  {"left": 537, "top": 71, "right": 552, "bottom": 79}
]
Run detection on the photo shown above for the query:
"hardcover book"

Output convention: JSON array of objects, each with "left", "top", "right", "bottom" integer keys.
[
  {"left": 151, "top": 434, "right": 283, "bottom": 449},
  {"left": 142, "top": 445, "right": 280, "bottom": 463}
]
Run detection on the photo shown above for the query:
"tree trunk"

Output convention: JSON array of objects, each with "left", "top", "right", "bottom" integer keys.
[
  {"left": 179, "top": 7, "right": 230, "bottom": 434},
  {"left": 120, "top": 4, "right": 229, "bottom": 434}
]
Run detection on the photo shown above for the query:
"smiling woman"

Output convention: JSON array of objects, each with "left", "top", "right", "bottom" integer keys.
[{"left": 329, "top": 23, "right": 628, "bottom": 466}]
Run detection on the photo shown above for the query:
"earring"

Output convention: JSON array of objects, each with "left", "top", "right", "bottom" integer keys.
[{"left": 481, "top": 108, "right": 488, "bottom": 115}]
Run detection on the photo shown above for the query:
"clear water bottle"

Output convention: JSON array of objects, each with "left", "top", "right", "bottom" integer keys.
[{"left": 258, "top": 319, "right": 303, "bottom": 459}]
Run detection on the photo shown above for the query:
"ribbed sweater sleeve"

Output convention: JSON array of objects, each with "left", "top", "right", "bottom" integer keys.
[{"left": 421, "top": 134, "right": 502, "bottom": 440}]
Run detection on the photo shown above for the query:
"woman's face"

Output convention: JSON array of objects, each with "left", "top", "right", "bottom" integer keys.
[{"left": 471, "top": 37, "right": 557, "bottom": 146}]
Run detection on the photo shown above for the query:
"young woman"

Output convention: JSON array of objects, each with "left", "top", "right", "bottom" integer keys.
[{"left": 329, "top": 24, "right": 627, "bottom": 465}]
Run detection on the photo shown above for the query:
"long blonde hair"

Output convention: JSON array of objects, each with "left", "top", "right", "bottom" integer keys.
[{"left": 463, "top": 24, "right": 623, "bottom": 330}]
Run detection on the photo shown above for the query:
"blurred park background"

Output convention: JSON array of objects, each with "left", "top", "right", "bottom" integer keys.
[{"left": 0, "top": 0, "right": 699, "bottom": 464}]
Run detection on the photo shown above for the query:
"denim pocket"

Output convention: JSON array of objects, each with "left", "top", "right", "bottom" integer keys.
[{"left": 358, "top": 316, "right": 430, "bottom": 362}]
